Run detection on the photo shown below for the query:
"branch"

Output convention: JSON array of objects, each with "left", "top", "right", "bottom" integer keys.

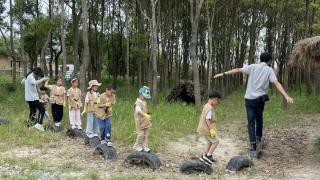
[{"left": 137, "top": 0, "right": 150, "bottom": 20}]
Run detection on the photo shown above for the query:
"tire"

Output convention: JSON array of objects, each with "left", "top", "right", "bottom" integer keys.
[
  {"left": 66, "top": 129, "right": 86, "bottom": 139},
  {"left": 84, "top": 136, "right": 101, "bottom": 148},
  {"left": 94, "top": 144, "right": 117, "bottom": 160},
  {"left": 179, "top": 160, "right": 213, "bottom": 175},
  {"left": 226, "top": 155, "right": 252, "bottom": 172},
  {"left": 124, "top": 151, "right": 162, "bottom": 170},
  {"left": 44, "top": 124, "right": 56, "bottom": 132}
]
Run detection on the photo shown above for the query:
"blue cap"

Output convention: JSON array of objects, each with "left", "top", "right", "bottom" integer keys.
[{"left": 139, "top": 86, "right": 151, "bottom": 99}]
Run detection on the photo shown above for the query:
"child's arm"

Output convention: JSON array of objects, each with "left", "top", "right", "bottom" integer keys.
[
  {"left": 135, "top": 105, "right": 151, "bottom": 120},
  {"left": 96, "top": 97, "right": 107, "bottom": 108},
  {"left": 44, "top": 80, "right": 52, "bottom": 89}
]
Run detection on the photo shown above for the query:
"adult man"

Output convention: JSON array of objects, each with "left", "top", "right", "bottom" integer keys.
[{"left": 214, "top": 52, "right": 294, "bottom": 151}]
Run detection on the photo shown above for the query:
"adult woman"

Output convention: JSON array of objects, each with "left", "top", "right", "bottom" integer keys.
[{"left": 21, "top": 67, "right": 48, "bottom": 131}]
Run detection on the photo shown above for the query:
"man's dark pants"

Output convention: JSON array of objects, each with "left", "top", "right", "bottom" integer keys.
[{"left": 245, "top": 98, "right": 265, "bottom": 145}]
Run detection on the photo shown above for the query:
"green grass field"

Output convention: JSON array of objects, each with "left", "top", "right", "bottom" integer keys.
[
  {"left": 0, "top": 75, "right": 319, "bottom": 151},
  {"left": 0, "top": 75, "right": 319, "bottom": 179}
]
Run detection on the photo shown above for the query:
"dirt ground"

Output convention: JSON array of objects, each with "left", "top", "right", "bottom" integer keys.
[{"left": 0, "top": 114, "right": 319, "bottom": 179}]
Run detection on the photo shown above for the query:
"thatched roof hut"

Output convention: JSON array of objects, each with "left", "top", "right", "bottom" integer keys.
[{"left": 288, "top": 36, "right": 320, "bottom": 68}]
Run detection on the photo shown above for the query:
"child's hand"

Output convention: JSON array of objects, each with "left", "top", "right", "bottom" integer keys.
[
  {"left": 210, "top": 129, "right": 217, "bottom": 138},
  {"left": 142, "top": 113, "right": 151, "bottom": 120},
  {"left": 106, "top": 102, "right": 112, "bottom": 107}
]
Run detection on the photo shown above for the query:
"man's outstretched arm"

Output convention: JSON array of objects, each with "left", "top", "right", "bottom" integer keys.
[
  {"left": 273, "top": 81, "right": 294, "bottom": 104},
  {"left": 213, "top": 68, "right": 243, "bottom": 79}
]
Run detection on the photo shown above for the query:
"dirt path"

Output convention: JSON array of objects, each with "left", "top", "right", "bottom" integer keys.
[{"left": 0, "top": 114, "right": 319, "bottom": 179}]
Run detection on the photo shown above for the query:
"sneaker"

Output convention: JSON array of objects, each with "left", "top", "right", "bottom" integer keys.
[
  {"left": 134, "top": 147, "right": 143, "bottom": 152},
  {"left": 106, "top": 141, "right": 113, "bottom": 147},
  {"left": 143, "top": 147, "right": 151, "bottom": 153},
  {"left": 249, "top": 143, "right": 257, "bottom": 151},
  {"left": 203, "top": 154, "right": 215, "bottom": 164},
  {"left": 55, "top": 122, "right": 61, "bottom": 127},
  {"left": 200, "top": 155, "right": 212, "bottom": 166},
  {"left": 101, "top": 140, "right": 107, "bottom": 144},
  {"left": 34, "top": 123, "right": 44, "bottom": 132}
]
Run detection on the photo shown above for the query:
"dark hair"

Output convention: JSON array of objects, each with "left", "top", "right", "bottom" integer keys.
[
  {"left": 26, "top": 67, "right": 44, "bottom": 79},
  {"left": 39, "top": 86, "right": 48, "bottom": 91},
  {"left": 106, "top": 84, "right": 116, "bottom": 90},
  {"left": 208, "top": 90, "right": 222, "bottom": 99},
  {"left": 54, "top": 76, "right": 62, "bottom": 82},
  {"left": 260, "top": 52, "right": 272, "bottom": 63}
]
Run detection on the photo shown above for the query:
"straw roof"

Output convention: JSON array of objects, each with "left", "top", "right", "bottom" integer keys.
[{"left": 288, "top": 36, "right": 320, "bottom": 68}]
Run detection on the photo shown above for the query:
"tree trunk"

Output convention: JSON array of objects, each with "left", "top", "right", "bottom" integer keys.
[
  {"left": 150, "top": 0, "right": 158, "bottom": 105},
  {"left": 125, "top": 7, "right": 130, "bottom": 93},
  {"left": 189, "top": 0, "right": 204, "bottom": 106},
  {"left": 72, "top": 0, "right": 80, "bottom": 77},
  {"left": 79, "top": 0, "right": 90, "bottom": 94},
  {"left": 60, "top": 0, "right": 67, "bottom": 77},
  {"left": 10, "top": 0, "right": 16, "bottom": 88}
]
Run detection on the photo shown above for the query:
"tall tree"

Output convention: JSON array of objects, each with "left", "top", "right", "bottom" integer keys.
[
  {"left": 189, "top": 0, "right": 204, "bottom": 106},
  {"left": 9, "top": 0, "right": 16, "bottom": 88},
  {"left": 79, "top": 0, "right": 90, "bottom": 93}
]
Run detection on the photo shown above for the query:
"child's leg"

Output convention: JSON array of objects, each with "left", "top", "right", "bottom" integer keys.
[
  {"left": 142, "top": 128, "right": 149, "bottom": 148},
  {"left": 134, "top": 130, "right": 144, "bottom": 149},
  {"left": 69, "top": 109, "right": 76, "bottom": 129},
  {"left": 207, "top": 140, "right": 219, "bottom": 155},
  {"left": 52, "top": 104, "right": 57, "bottom": 123},
  {"left": 105, "top": 118, "right": 111, "bottom": 141},
  {"left": 203, "top": 143, "right": 211, "bottom": 155},
  {"left": 57, "top": 104, "right": 64, "bottom": 124},
  {"left": 86, "top": 113, "right": 94, "bottom": 135},
  {"left": 98, "top": 119, "right": 106, "bottom": 140},
  {"left": 75, "top": 109, "right": 81, "bottom": 129},
  {"left": 35, "top": 101, "right": 46, "bottom": 125},
  {"left": 92, "top": 115, "right": 99, "bottom": 135}
]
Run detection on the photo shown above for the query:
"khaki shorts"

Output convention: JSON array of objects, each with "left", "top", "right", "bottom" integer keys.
[{"left": 203, "top": 135, "right": 219, "bottom": 144}]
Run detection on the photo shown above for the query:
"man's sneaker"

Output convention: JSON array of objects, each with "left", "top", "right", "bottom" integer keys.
[
  {"left": 200, "top": 155, "right": 213, "bottom": 166},
  {"left": 249, "top": 143, "right": 257, "bottom": 151},
  {"left": 134, "top": 147, "right": 143, "bottom": 152},
  {"left": 55, "top": 122, "right": 61, "bottom": 127},
  {"left": 34, "top": 123, "right": 44, "bottom": 132},
  {"left": 101, "top": 140, "right": 107, "bottom": 144},
  {"left": 143, "top": 147, "right": 151, "bottom": 153}
]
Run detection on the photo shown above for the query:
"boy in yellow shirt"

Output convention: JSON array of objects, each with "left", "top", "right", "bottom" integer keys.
[
  {"left": 197, "top": 91, "right": 222, "bottom": 166},
  {"left": 96, "top": 84, "right": 116, "bottom": 146}
]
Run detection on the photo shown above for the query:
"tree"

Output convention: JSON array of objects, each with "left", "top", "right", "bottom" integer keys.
[
  {"left": 79, "top": 0, "right": 90, "bottom": 93},
  {"left": 189, "top": 0, "right": 204, "bottom": 106}
]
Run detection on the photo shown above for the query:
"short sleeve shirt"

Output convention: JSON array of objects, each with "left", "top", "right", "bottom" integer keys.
[
  {"left": 24, "top": 73, "right": 39, "bottom": 101},
  {"left": 241, "top": 62, "right": 278, "bottom": 99}
]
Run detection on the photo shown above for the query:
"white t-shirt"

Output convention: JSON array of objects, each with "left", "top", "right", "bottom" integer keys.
[
  {"left": 205, "top": 110, "right": 214, "bottom": 122},
  {"left": 241, "top": 62, "right": 278, "bottom": 99},
  {"left": 24, "top": 73, "right": 39, "bottom": 101},
  {"left": 85, "top": 91, "right": 99, "bottom": 103}
]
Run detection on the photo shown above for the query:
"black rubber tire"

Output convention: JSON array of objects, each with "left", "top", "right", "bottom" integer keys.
[
  {"left": 44, "top": 124, "right": 56, "bottom": 132},
  {"left": 84, "top": 136, "right": 101, "bottom": 148},
  {"left": 124, "top": 151, "right": 162, "bottom": 170},
  {"left": 179, "top": 160, "right": 213, "bottom": 175},
  {"left": 94, "top": 144, "right": 118, "bottom": 160},
  {"left": 66, "top": 129, "right": 86, "bottom": 139},
  {"left": 226, "top": 155, "right": 252, "bottom": 172}
]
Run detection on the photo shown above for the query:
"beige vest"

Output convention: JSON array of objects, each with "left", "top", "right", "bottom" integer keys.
[
  {"left": 197, "top": 103, "right": 215, "bottom": 136},
  {"left": 67, "top": 87, "right": 83, "bottom": 109},
  {"left": 49, "top": 85, "right": 65, "bottom": 105},
  {"left": 134, "top": 98, "right": 151, "bottom": 130},
  {"left": 86, "top": 91, "right": 99, "bottom": 113},
  {"left": 95, "top": 93, "right": 115, "bottom": 120}
]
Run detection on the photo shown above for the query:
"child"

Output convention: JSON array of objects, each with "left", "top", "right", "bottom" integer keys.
[
  {"left": 45, "top": 76, "right": 66, "bottom": 129},
  {"left": 39, "top": 86, "right": 50, "bottom": 118},
  {"left": 133, "top": 86, "right": 152, "bottom": 152},
  {"left": 66, "top": 78, "right": 83, "bottom": 130},
  {"left": 82, "top": 80, "right": 101, "bottom": 138},
  {"left": 197, "top": 91, "right": 222, "bottom": 166},
  {"left": 96, "top": 84, "right": 116, "bottom": 146}
]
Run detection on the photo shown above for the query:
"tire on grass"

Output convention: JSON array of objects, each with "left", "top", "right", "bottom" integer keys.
[
  {"left": 226, "top": 155, "right": 252, "bottom": 172},
  {"left": 94, "top": 144, "right": 117, "bottom": 160},
  {"left": 124, "top": 151, "right": 162, "bottom": 170},
  {"left": 179, "top": 160, "right": 213, "bottom": 175},
  {"left": 66, "top": 129, "right": 86, "bottom": 139},
  {"left": 84, "top": 136, "right": 101, "bottom": 148}
]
